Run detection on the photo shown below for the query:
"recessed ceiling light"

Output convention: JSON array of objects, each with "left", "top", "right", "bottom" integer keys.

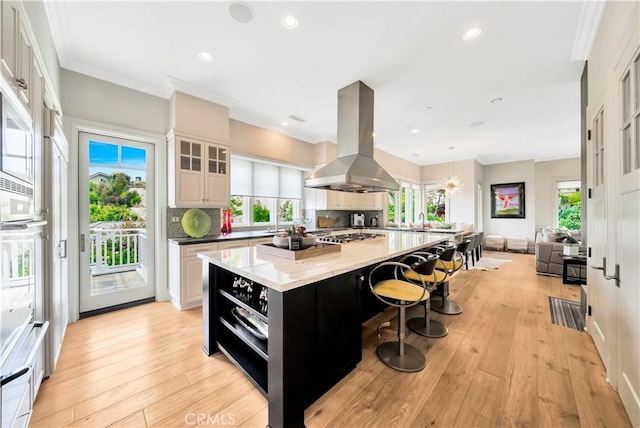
[
  {"left": 281, "top": 121, "right": 289, "bottom": 126},
  {"left": 282, "top": 15, "right": 299, "bottom": 29},
  {"left": 198, "top": 51, "right": 213, "bottom": 62},
  {"left": 463, "top": 27, "right": 482, "bottom": 41},
  {"left": 372, "top": 132, "right": 377, "bottom": 137},
  {"left": 426, "top": 106, "right": 432, "bottom": 110},
  {"left": 412, "top": 153, "right": 420, "bottom": 157},
  {"left": 491, "top": 97, "right": 503, "bottom": 104},
  {"left": 470, "top": 121, "right": 485, "bottom": 127},
  {"left": 228, "top": 2, "right": 254, "bottom": 24},
  {"left": 411, "top": 129, "right": 420, "bottom": 134}
]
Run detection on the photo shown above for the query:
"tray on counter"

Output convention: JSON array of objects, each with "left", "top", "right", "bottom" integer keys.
[{"left": 256, "top": 242, "right": 341, "bottom": 260}]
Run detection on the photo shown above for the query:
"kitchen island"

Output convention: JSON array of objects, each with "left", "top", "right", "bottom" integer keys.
[{"left": 198, "top": 231, "right": 450, "bottom": 428}]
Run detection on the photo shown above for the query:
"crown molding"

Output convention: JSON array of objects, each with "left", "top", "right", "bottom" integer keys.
[{"left": 571, "top": 0, "right": 607, "bottom": 61}]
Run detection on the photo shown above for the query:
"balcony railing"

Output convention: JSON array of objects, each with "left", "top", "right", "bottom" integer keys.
[{"left": 89, "top": 228, "right": 146, "bottom": 276}]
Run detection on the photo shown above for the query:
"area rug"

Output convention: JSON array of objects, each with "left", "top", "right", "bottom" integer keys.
[
  {"left": 549, "top": 296, "right": 584, "bottom": 332},
  {"left": 467, "top": 257, "right": 511, "bottom": 271}
]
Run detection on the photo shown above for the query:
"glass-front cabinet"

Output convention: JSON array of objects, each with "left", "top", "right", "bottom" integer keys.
[{"left": 168, "top": 131, "right": 230, "bottom": 207}]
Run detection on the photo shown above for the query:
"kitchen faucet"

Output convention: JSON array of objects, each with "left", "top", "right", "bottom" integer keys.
[
  {"left": 268, "top": 209, "right": 285, "bottom": 233},
  {"left": 418, "top": 212, "right": 425, "bottom": 230}
]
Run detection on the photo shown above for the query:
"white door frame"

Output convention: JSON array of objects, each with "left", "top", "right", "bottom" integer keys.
[{"left": 65, "top": 117, "right": 167, "bottom": 322}]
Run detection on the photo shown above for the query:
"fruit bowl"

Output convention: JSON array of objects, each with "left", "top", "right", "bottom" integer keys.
[{"left": 181, "top": 208, "right": 211, "bottom": 238}]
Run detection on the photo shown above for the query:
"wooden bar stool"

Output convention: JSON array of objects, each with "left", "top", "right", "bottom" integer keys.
[
  {"left": 399, "top": 252, "right": 449, "bottom": 338},
  {"left": 368, "top": 261, "right": 429, "bottom": 372}
]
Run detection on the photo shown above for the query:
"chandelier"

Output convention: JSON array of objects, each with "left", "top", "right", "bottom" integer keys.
[{"left": 444, "top": 146, "right": 462, "bottom": 196}]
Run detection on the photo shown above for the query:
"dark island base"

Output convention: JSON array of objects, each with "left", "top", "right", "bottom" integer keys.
[{"left": 203, "top": 263, "right": 371, "bottom": 428}]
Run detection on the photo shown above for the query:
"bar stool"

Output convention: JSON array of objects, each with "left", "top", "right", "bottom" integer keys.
[
  {"left": 430, "top": 245, "right": 464, "bottom": 315},
  {"left": 368, "top": 261, "right": 429, "bottom": 372},
  {"left": 399, "top": 253, "right": 449, "bottom": 338}
]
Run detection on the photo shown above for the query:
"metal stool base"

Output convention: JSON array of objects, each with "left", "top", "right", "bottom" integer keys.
[
  {"left": 407, "top": 317, "right": 448, "bottom": 338},
  {"left": 429, "top": 297, "right": 463, "bottom": 315},
  {"left": 376, "top": 341, "right": 426, "bottom": 372}
]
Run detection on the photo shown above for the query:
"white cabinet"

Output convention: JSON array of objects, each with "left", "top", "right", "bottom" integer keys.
[
  {"left": 248, "top": 237, "right": 272, "bottom": 246},
  {"left": 309, "top": 188, "right": 385, "bottom": 210},
  {"left": 168, "top": 131, "right": 230, "bottom": 208},
  {"left": 218, "top": 239, "right": 249, "bottom": 250},
  {"left": 1, "top": 1, "right": 32, "bottom": 114},
  {"left": 168, "top": 242, "right": 219, "bottom": 311}
]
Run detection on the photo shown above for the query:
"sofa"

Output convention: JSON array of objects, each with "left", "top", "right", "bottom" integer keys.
[{"left": 535, "top": 228, "right": 585, "bottom": 279}]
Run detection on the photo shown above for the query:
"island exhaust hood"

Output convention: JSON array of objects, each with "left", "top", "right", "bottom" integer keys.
[{"left": 305, "top": 81, "right": 399, "bottom": 193}]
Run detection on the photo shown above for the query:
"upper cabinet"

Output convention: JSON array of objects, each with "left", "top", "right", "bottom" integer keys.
[
  {"left": 168, "top": 131, "right": 230, "bottom": 208},
  {"left": 306, "top": 188, "right": 385, "bottom": 210},
  {"left": 1, "top": 1, "right": 32, "bottom": 114}
]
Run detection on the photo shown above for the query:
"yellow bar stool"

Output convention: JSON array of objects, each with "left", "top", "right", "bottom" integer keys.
[
  {"left": 368, "top": 261, "right": 430, "bottom": 372},
  {"left": 430, "top": 245, "right": 464, "bottom": 315},
  {"left": 399, "top": 253, "right": 449, "bottom": 338}
]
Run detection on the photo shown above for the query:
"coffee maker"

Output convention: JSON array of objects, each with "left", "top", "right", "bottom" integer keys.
[{"left": 350, "top": 213, "right": 365, "bottom": 227}]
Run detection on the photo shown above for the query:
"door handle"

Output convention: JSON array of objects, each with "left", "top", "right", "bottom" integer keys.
[
  {"left": 603, "top": 263, "right": 621, "bottom": 288},
  {"left": 80, "top": 234, "right": 86, "bottom": 252},
  {"left": 591, "top": 256, "right": 606, "bottom": 272}
]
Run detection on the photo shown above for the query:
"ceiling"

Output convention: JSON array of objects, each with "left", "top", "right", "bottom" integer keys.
[{"left": 44, "top": 1, "right": 596, "bottom": 166}]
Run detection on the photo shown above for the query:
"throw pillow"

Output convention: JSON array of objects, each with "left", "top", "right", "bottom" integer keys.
[{"left": 562, "top": 236, "right": 579, "bottom": 244}]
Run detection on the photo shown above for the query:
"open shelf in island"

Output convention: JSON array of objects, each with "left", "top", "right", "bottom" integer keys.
[
  {"left": 219, "top": 288, "right": 268, "bottom": 322},
  {"left": 218, "top": 313, "right": 268, "bottom": 360}
]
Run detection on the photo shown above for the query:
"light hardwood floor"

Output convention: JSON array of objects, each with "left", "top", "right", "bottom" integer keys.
[{"left": 30, "top": 251, "right": 632, "bottom": 428}]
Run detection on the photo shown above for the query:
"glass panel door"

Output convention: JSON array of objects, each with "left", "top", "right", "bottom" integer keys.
[{"left": 78, "top": 132, "right": 155, "bottom": 315}]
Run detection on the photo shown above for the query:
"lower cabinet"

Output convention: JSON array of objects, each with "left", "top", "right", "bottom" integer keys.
[
  {"left": 169, "top": 242, "right": 219, "bottom": 311},
  {"left": 169, "top": 238, "right": 270, "bottom": 311}
]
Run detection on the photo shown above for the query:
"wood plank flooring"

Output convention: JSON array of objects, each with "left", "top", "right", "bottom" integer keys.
[{"left": 30, "top": 251, "right": 632, "bottom": 427}]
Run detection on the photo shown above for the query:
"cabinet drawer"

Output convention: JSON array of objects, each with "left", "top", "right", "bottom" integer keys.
[{"left": 181, "top": 243, "right": 219, "bottom": 258}]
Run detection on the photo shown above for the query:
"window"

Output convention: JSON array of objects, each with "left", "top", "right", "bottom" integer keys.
[
  {"left": 594, "top": 108, "right": 605, "bottom": 185},
  {"left": 424, "top": 183, "right": 446, "bottom": 222},
  {"left": 230, "top": 157, "right": 303, "bottom": 227},
  {"left": 387, "top": 180, "right": 420, "bottom": 225},
  {"left": 557, "top": 180, "right": 581, "bottom": 230},
  {"left": 620, "top": 53, "right": 640, "bottom": 175},
  {"left": 387, "top": 192, "right": 397, "bottom": 224}
]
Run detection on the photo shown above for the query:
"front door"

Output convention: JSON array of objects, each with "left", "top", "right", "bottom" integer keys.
[{"left": 78, "top": 132, "right": 155, "bottom": 314}]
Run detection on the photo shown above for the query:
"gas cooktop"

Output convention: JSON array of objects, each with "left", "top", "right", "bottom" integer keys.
[{"left": 316, "top": 232, "right": 386, "bottom": 244}]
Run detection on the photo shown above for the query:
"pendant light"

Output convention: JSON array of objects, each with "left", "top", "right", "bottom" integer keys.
[{"left": 444, "top": 147, "right": 462, "bottom": 196}]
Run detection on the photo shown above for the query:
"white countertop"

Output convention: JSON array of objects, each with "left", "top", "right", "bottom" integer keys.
[{"left": 197, "top": 231, "right": 450, "bottom": 292}]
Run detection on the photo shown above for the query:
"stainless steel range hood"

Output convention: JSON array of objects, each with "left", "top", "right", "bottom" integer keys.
[{"left": 305, "top": 81, "right": 399, "bottom": 193}]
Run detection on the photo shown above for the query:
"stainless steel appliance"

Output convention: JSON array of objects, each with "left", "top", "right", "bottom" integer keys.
[
  {"left": 304, "top": 81, "right": 399, "bottom": 193},
  {"left": 350, "top": 213, "right": 365, "bottom": 227},
  {"left": 0, "top": 222, "right": 49, "bottom": 428},
  {"left": 0, "top": 92, "right": 35, "bottom": 223},
  {"left": 317, "top": 231, "right": 386, "bottom": 244}
]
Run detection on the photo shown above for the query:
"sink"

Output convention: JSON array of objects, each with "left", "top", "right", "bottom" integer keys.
[{"left": 264, "top": 229, "right": 289, "bottom": 234}]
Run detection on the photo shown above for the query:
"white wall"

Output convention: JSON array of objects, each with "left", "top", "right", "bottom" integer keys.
[
  {"left": 230, "top": 119, "right": 315, "bottom": 169},
  {"left": 483, "top": 160, "right": 536, "bottom": 241},
  {"left": 61, "top": 70, "right": 170, "bottom": 135},
  {"left": 421, "top": 159, "right": 478, "bottom": 225},
  {"left": 534, "top": 157, "right": 581, "bottom": 230}
]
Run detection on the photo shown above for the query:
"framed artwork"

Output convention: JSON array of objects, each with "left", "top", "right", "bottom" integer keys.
[{"left": 491, "top": 182, "right": 525, "bottom": 218}]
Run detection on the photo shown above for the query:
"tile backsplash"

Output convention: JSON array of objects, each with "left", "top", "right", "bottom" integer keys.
[
  {"left": 167, "top": 208, "right": 221, "bottom": 238},
  {"left": 309, "top": 210, "right": 383, "bottom": 229}
]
